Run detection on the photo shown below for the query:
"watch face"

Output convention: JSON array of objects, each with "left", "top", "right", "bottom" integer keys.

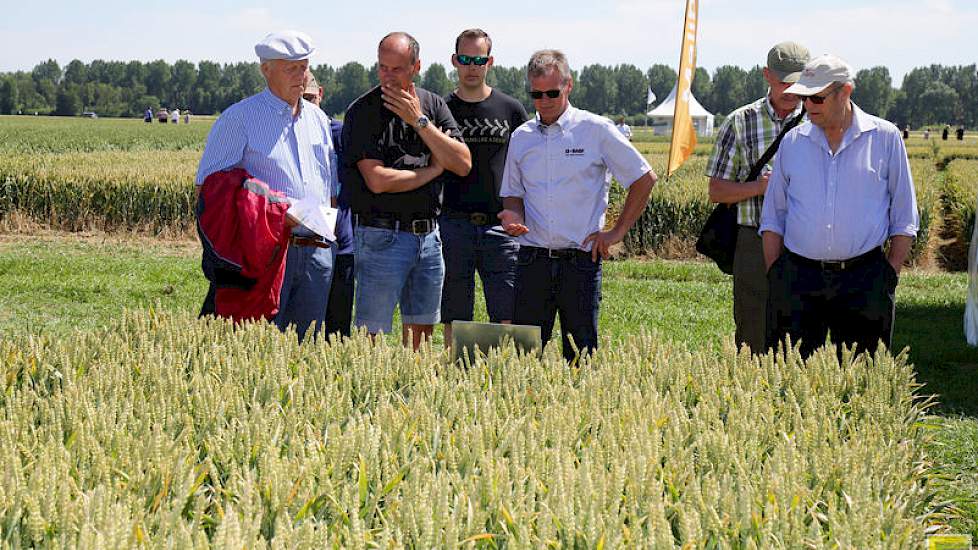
[{"left": 417, "top": 115, "right": 430, "bottom": 128}]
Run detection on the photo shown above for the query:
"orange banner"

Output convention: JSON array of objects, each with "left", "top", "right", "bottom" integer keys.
[{"left": 667, "top": 0, "right": 699, "bottom": 176}]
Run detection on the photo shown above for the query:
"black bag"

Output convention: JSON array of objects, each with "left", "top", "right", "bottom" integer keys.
[{"left": 696, "top": 109, "right": 805, "bottom": 274}]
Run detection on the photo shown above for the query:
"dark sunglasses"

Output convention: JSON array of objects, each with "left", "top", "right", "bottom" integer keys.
[
  {"left": 529, "top": 89, "right": 561, "bottom": 99},
  {"left": 456, "top": 54, "right": 490, "bottom": 66},
  {"left": 801, "top": 84, "right": 842, "bottom": 105},
  {"left": 302, "top": 94, "right": 318, "bottom": 102}
]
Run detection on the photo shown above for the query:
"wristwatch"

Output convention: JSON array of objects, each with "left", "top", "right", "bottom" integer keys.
[{"left": 416, "top": 114, "right": 430, "bottom": 130}]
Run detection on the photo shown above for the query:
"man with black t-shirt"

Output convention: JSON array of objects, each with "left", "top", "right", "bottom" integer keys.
[
  {"left": 341, "top": 32, "right": 471, "bottom": 349},
  {"left": 440, "top": 28, "right": 529, "bottom": 346}
]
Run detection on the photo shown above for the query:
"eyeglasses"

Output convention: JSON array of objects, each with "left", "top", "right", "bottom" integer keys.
[
  {"left": 302, "top": 94, "right": 318, "bottom": 102},
  {"left": 456, "top": 54, "right": 490, "bottom": 66},
  {"left": 529, "top": 89, "right": 561, "bottom": 99},
  {"left": 801, "top": 84, "right": 842, "bottom": 105}
]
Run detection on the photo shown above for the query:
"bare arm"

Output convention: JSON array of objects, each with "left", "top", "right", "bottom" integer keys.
[
  {"left": 584, "top": 171, "right": 657, "bottom": 261},
  {"left": 382, "top": 84, "right": 471, "bottom": 177},
  {"left": 498, "top": 197, "right": 529, "bottom": 236},
  {"left": 708, "top": 175, "right": 768, "bottom": 204},
  {"left": 416, "top": 125, "right": 471, "bottom": 176},
  {"left": 886, "top": 235, "right": 913, "bottom": 275},
  {"left": 356, "top": 158, "right": 444, "bottom": 194},
  {"left": 762, "top": 231, "right": 784, "bottom": 271}
]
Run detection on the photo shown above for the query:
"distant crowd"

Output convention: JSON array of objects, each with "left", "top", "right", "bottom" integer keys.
[{"left": 144, "top": 107, "right": 191, "bottom": 124}]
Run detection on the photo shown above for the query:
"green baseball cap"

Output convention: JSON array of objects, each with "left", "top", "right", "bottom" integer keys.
[{"left": 767, "top": 42, "right": 810, "bottom": 83}]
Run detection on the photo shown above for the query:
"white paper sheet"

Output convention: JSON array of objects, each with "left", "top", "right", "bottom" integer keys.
[{"left": 287, "top": 197, "right": 337, "bottom": 242}]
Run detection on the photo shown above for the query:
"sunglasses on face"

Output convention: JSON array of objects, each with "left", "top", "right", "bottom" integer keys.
[
  {"left": 529, "top": 89, "right": 561, "bottom": 99},
  {"left": 302, "top": 94, "right": 318, "bottom": 102},
  {"left": 456, "top": 54, "right": 490, "bottom": 66},
  {"left": 801, "top": 84, "right": 842, "bottom": 105}
]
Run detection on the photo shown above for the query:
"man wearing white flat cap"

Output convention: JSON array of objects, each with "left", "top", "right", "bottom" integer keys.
[
  {"left": 760, "top": 53, "right": 918, "bottom": 358},
  {"left": 196, "top": 30, "right": 339, "bottom": 342}
]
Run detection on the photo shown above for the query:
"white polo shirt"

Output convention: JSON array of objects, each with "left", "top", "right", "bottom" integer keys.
[{"left": 500, "top": 105, "right": 651, "bottom": 251}]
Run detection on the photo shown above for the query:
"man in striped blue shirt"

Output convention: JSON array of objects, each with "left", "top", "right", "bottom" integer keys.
[{"left": 196, "top": 30, "right": 338, "bottom": 342}]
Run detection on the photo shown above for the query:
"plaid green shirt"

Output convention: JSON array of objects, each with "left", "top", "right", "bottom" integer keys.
[{"left": 705, "top": 96, "right": 803, "bottom": 227}]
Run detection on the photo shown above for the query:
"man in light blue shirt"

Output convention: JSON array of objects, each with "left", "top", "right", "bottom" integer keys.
[
  {"left": 759, "top": 54, "right": 918, "bottom": 358},
  {"left": 498, "top": 49, "right": 657, "bottom": 362},
  {"left": 196, "top": 30, "right": 338, "bottom": 342}
]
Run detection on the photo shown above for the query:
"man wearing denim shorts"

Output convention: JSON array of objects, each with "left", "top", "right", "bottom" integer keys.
[
  {"left": 341, "top": 32, "right": 471, "bottom": 349},
  {"left": 440, "top": 29, "right": 528, "bottom": 346}
]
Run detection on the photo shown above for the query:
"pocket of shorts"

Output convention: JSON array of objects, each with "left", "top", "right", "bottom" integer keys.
[
  {"left": 360, "top": 227, "right": 397, "bottom": 252},
  {"left": 882, "top": 258, "right": 899, "bottom": 288}
]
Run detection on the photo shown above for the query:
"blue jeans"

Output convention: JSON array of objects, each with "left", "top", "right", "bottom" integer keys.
[
  {"left": 439, "top": 216, "right": 519, "bottom": 323},
  {"left": 274, "top": 242, "right": 335, "bottom": 342},
  {"left": 354, "top": 225, "right": 444, "bottom": 334},
  {"left": 512, "top": 247, "right": 602, "bottom": 362}
]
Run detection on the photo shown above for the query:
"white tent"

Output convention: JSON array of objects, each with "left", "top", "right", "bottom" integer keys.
[{"left": 647, "top": 84, "right": 715, "bottom": 137}]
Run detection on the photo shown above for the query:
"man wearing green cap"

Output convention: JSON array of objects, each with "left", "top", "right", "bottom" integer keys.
[{"left": 704, "top": 41, "right": 810, "bottom": 354}]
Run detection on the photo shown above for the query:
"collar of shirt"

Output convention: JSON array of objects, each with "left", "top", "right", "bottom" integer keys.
[
  {"left": 258, "top": 88, "right": 303, "bottom": 119},
  {"left": 798, "top": 102, "right": 879, "bottom": 155},
  {"left": 533, "top": 103, "right": 580, "bottom": 133},
  {"left": 763, "top": 94, "right": 803, "bottom": 124}
]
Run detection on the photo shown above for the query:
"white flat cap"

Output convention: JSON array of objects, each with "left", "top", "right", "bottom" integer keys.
[
  {"left": 784, "top": 54, "right": 854, "bottom": 96},
  {"left": 255, "top": 30, "right": 316, "bottom": 61}
]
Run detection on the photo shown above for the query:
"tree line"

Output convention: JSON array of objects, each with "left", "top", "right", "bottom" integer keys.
[{"left": 0, "top": 58, "right": 975, "bottom": 128}]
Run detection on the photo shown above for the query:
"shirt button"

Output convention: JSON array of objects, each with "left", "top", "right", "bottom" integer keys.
[{"left": 827, "top": 224, "right": 832, "bottom": 229}]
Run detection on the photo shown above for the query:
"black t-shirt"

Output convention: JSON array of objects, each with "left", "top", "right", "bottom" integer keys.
[
  {"left": 341, "top": 85, "right": 462, "bottom": 219},
  {"left": 442, "top": 89, "right": 529, "bottom": 215}
]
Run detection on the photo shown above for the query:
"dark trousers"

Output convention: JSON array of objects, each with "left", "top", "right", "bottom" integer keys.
[
  {"left": 766, "top": 249, "right": 898, "bottom": 359},
  {"left": 512, "top": 247, "right": 602, "bottom": 362},
  {"left": 325, "top": 253, "right": 355, "bottom": 338},
  {"left": 733, "top": 226, "right": 767, "bottom": 353}
]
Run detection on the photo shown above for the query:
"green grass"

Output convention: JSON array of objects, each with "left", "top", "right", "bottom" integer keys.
[{"left": 1, "top": 234, "right": 976, "bottom": 538}]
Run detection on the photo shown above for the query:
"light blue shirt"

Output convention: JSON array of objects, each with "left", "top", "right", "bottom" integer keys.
[
  {"left": 500, "top": 105, "right": 651, "bottom": 251},
  {"left": 759, "top": 103, "right": 918, "bottom": 261},
  {"left": 195, "top": 88, "right": 337, "bottom": 209}
]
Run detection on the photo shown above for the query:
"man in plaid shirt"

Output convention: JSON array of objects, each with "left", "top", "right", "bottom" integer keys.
[{"left": 705, "top": 42, "right": 809, "bottom": 353}]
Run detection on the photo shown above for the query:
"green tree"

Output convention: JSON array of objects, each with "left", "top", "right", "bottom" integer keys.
[
  {"left": 710, "top": 65, "right": 748, "bottom": 115},
  {"left": 691, "top": 67, "right": 712, "bottom": 110},
  {"left": 852, "top": 66, "right": 893, "bottom": 118},
  {"left": 326, "top": 62, "right": 370, "bottom": 115},
  {"left": 578, "top": 64, "right": 616, "bottom": 114},
  {"left": 171, "top": 60, "right": 197, "bottom": 109},
  {"left": 742, "top": 65, "right": 767, "bottom": 105},
  {"left": 421, "top": 63, "right": 452, "bottom": 96},
  {"left": 918, "top": 81, "right": 960, "bottom": 126},
  {"left": 54, "top": 85, "right": 82, "bottom": 116},
  {"left": 0, "top": 77, "right": 18, "bottom": 114},
  {"left": 63, "top": 60, "right": 87, "bottom": 86},
  {"left": 145, "top": 60, "right": 172, "bottom": 105},
  {"left": 646, "top": 64, "right": 676, "bottom": 108},
  {"left": 615, "top": 64, "right": 646, "bottom": 115}
]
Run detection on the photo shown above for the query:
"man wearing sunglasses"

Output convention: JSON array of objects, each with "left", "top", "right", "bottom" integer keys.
[
  {"left": 498, "top": 49, "right": 657, "bottom": 362},
  {"left": 760, "top": 54, "right": 918, "bottom": 359},
  {"left": 439, "top": 29, "right": 529, "bottom": 347},
  {"left": 341, "top": 32, "right": 471, "bottom": 350},
  {"left": 705, "top": 42, "right": 809, "bottom": 355}
]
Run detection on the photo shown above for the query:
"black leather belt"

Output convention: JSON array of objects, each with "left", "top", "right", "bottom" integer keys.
[
  {"left": 523, "top": 245, "right": 590, "bottom": 260},
  {"left": 444, "top": 210, "right": 494, "bottom": 226},
  {"left": 788, "top": 247, "right": 882, "bottom": 271},
  {"left": 358, "top": 215, "right": 437, "bottom": 235},
  {"left": 289, "top": 235, "right": 331, "bottom": 249}
]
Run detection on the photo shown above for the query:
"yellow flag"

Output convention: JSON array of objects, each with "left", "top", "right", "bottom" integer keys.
[{"left": 667, "top": 0, "right": 699, "bottom": 176}]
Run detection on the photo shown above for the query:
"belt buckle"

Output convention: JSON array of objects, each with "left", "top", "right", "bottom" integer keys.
[
  {"left": 469, "top": 212, "right": 488, "bottom": 225},
  {"left": 411, "top": 219, "right": 433, "bottom": 234},
  {"left": 547, "top": 248, "right": 562, "bottom": 259},
  {"left": 820, "top": 259, "right": 846, "bottom": 271}
]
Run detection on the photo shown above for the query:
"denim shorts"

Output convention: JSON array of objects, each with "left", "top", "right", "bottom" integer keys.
[
  {"left": 354, "top": 225, "right": 445, "bottom": 333},
  {"left": 439, "top": 216, "right": 519, "bottom": 323}
]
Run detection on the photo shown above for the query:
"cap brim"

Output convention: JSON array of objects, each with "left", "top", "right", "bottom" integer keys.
[{"left": 784, "top": 80, "right": 832, "bottom": 96}]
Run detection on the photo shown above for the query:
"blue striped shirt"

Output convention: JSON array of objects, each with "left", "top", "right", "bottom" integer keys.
[
  {"left": 195, "top": 88, "right": 337, "bottom": 213},
  {"left": 759, "top": 103, "right": 918, "bottom": 261}
]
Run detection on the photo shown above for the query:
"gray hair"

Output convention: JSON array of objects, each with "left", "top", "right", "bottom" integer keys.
[
  {"left": 527, "top": 49, "right": 571, "bottom": 84},
  {"left": 379, "top": 32, "right": 420, "bottom": 64}
]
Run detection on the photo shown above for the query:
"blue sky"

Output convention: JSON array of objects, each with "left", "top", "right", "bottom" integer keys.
[{"left": 1, "top": 0, "right": 975, "bottom": 83}]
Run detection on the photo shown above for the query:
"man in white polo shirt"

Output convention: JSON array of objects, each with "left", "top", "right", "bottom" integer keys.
[
  {"left": 760, "top": 54, "right": 918, "bottom": 358},
  {"left": 498, "top": 49, "right": 658, "bottom": 362}
]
